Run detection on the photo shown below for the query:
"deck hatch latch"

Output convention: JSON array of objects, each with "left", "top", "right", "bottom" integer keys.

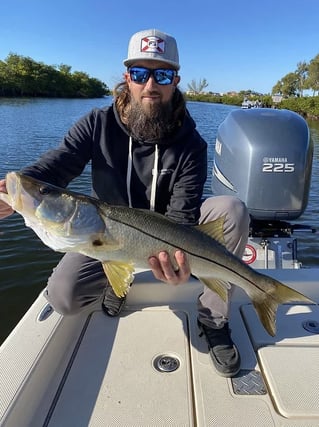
[{"left": 302, "top": 320, "right": 319, "bottom": 334}]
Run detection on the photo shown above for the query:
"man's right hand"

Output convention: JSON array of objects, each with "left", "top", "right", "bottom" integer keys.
[{"left": 0, "top": 179, "right": 14, "bottom": 218}]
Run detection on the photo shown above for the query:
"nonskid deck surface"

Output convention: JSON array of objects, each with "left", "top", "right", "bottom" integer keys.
[{"left": 1, "top": 270, "right": 319, "bottom": 427}]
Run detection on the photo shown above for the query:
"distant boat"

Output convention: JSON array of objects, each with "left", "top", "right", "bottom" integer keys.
[{"left": 241, "top": 98, "right": 263, "bottom": 109}]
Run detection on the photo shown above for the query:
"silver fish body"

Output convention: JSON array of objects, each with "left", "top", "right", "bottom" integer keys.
[{"left": 1, "top": 172, "right": 314, "bottom": 336}]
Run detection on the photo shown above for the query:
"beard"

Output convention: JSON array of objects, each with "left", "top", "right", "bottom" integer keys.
[{"left": 126, "top": 95, "right": 175, "bottom": 142}]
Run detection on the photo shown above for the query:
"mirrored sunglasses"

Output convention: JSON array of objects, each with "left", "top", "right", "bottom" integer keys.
[{"left": 129, "top": 67, "right": 176, "bottom": 85}]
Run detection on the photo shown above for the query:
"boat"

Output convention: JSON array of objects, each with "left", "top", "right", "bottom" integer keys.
[
  {"left": 241, "top": 98, "right": 263, "bottom": 109},
  {"left": 241, "top": 98, "right": 252, "bottom": 109},
  {"left": 1, "top": 108, "right": 318, "bottom": 427}
]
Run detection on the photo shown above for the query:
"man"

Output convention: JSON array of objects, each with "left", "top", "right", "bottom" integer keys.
[{"left": 0, "top": 29, "right": 249, "bottom": 377}]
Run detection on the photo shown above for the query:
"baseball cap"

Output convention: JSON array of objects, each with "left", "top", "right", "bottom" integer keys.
[{"left": 123, "top": 29, "right": 180, "bottom": 70}]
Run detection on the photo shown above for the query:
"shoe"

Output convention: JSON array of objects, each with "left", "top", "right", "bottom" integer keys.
[
  {"left": 198, "top": 320, "right": 240, "bottom": 377},
  {"left": 102, "top": 286, "right": 127, "bottom": 317}
]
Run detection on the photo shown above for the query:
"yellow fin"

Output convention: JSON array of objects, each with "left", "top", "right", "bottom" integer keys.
[
  {"left": 0, "top": 192, "right": 11, "bottom": 205},
  {"left": 252, "top": 300, "right": 278, "bottom": 337},
  {"left": 252, "top": 279, "right": 315, "bottom": 337},
  {"left": 102, "top": 261, "right": 135, "bottom": 297},
  {"left": 197, "top": 277, "right": 229, "bottom": 302},
  {"left": 195, "top": 216, "right": 226, "bottom": 246}
]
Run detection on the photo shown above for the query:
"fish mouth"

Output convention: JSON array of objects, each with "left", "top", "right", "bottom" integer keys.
[
  {"left": 5, "top": 172, "right": 23, "bottom": 211},
  {"left": 6, "top": 172, "right": 41, "bottom": 215}
]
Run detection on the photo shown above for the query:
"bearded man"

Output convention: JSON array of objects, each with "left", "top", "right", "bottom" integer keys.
[{"left": 0, "top": 29, "right": 249, "bottom": 377}]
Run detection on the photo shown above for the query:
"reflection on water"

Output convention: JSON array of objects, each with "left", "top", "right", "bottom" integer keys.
[{"left": 0, "top": 98, "right": 318, "bottom": 344}]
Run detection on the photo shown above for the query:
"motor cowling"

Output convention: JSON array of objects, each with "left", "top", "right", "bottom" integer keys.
[{"left": 212, "top": 108, "right": 313, "bottom": 220}]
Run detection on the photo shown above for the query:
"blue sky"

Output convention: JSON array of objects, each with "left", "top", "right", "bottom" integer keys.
[{"left": 1, "top": 0, "right": 318, "bottom": 94}]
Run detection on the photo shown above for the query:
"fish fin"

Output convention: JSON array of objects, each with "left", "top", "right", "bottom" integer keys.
[
  {"left": 195, "top": 216, "right": 226, "bottom": 246},
  {"left": 252, "top": 279, "right": 315, "bottom": 337},
  {"left": 197, "top": 277, "right": 229, "bottom": 302},
  {"left": 0, "top": 192, "right": 11, "bottom": 205},
  {"left": 252, "top": 300, "right": 278, "bottom": 337},
  {"left": 102, "top": 261, "right": 135, "bottom": 297}
]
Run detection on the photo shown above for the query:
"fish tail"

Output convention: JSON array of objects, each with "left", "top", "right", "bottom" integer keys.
[
  {"left": 252, "top": 299, "right": 279, "bottom": 337},
  {"left": 252, "top": 279, "right": 314, "bottom": 337}
]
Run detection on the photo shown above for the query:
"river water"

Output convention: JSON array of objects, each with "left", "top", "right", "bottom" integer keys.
[{"left": 0, "top": 97, "right": 318, "bottom": 344}]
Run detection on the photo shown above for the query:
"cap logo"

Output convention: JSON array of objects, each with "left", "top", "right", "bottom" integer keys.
[{"left": 141, "top": 36, "right": 165, "bottom": 54}]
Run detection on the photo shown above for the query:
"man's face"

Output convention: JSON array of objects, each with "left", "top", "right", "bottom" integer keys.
[{"left": 125, "top": 60, "right": 180, "bottom": 113}]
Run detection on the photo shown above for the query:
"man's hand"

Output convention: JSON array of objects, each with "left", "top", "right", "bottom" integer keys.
[
  {"left": 148, "top": 250, "right": 190, "bottom": 285},
  {"left": 0, "top": 179, "right": 14, "bottom": 219}
]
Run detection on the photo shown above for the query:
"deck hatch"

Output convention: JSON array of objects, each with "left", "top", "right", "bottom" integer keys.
[
  {"left": 258, "top": 346, "right": 319, "bottom": 418},
  {"left": 44, "top": 310, "right": 194, "bottom": 426}
]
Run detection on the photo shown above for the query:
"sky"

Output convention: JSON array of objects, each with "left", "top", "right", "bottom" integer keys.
[{"left": 1, "top": 0, "right": 318, "bottom": 95}]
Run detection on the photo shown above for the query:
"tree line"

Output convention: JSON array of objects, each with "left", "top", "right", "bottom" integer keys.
[
  {"left": 0, "top": 53, "right": 110, "bottom": 98},
  {"left": 272, "top": 54, "right": 319, "bottom": 97}
]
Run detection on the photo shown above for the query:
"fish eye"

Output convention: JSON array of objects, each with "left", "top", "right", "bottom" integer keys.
[{"left": 39, "top": 185, "right": 52, "bottom": 195}]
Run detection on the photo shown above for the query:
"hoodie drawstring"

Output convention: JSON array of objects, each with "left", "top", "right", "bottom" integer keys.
[
  {"left": 150, "top": 144, "right": 159, "bottom": 211},
  {"left": 126, "top": 136, "right": 159, "bottom": 212},
  {"left": 126, "top": 136, "right": 133, "bottom": 208}
]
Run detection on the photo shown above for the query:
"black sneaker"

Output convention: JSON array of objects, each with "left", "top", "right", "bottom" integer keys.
[
  {"left": 102, "top": 286, "right": 127, "bottom": 317},
  {"left": 198, "top": 320, "right": 240, "bottom": 377}
]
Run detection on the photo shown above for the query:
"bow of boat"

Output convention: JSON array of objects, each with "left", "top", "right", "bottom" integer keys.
[{"left": 1, "top": 269, "right": 319, "bottom": 427}]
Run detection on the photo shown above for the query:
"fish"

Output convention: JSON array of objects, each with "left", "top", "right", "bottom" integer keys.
[{"left": 0, "top": 171, "right": 314, "bottom": 336}]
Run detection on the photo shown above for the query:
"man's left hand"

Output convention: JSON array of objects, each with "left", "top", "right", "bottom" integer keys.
[{"left": 148, "top": 250, "right": 190, "bottom": 285}]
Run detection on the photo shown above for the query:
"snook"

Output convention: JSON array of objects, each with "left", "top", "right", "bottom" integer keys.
[{"left": 0, "top": 172, "right": 314, "bottom": 336}]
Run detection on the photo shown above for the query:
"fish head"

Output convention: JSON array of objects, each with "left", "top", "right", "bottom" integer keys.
[
  {"left": 6, "top": 172, "right": 74, "bottom": 221},
  {"left": 5, "top": 172, "right": 106, "bottom": 251}
]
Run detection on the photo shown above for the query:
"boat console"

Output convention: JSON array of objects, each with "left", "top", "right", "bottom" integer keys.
[{"left": 212, "top": 108, "right": 315, "bottom": 268}]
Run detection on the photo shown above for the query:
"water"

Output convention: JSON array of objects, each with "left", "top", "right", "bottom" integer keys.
[{"left": 0, "top": 98, "right": 318, "bottom": 344}]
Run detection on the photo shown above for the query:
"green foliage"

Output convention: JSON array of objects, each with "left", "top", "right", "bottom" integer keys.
[
  {"left": 279, "top": 96, "right": 319, "bottom": 119},
  {"left": 306, "top": 54, "right": 319, "bottom": 94},
  {"left": 0, "top": 53, "right": 110, "bottom": 98},
  {"left": 184, "top": 92, "right": 273, "bottom": 108},
  {"left": 272, "top": 72, "right": 299, "bottom": 97},
  {"left": 272, "top": 54, "right": 319, "bottom": 97},
  {"left": 185, "top": 93, "right": 222, "bottom": 103},
  {"left": 296, "top": 61, "right": 308, "bottom": 96}
]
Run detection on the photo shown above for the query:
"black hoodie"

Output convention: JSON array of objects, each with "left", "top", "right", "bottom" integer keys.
[{"left": 21, "top": 104, "right": 207, "bottom": 225}]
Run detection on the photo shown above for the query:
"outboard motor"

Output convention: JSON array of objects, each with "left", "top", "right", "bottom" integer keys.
[{"left": 212, "top": 108, "right": 314, "bottom": 269}]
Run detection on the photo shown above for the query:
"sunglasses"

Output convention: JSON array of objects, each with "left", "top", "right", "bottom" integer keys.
[{"left": 129, "top": 67, "right": 177, "bottom": 85}]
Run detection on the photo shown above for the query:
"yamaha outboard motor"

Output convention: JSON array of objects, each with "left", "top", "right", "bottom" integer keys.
[{"left": 212, "top": 108, "right": 314, "bottom": 269}]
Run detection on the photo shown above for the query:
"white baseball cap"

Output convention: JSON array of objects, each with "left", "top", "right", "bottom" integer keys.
[{"left": 123, "top": 29, "right": 180, "bottom": 70}]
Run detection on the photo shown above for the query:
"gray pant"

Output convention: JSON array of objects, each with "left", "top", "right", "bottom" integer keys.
[
  {"left": 45, "top": 196, "right": 250, "bottom": 326},
  {"left": 198, "top": 196, "right": 249, "bottom": 327}
]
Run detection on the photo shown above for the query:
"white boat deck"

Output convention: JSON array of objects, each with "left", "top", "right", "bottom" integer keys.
[{"left": 1, "top": 269, "right": 319, "bottom": 427}]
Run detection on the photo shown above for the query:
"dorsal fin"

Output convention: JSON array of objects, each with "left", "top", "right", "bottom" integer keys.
[
  {"left": 195, "top": 216, "right": 226, "bottom": 246},
  {"left": 197, "top": 277, "right": 229, "bottom": 302}
]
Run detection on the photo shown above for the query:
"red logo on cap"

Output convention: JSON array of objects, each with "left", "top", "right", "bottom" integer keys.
[{"left": 141, "top": 36, "right": 165, "bottom": 54}]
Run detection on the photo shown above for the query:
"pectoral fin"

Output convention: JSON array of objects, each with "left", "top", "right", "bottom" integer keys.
[
  {"left": 102, "top": 261, "right": 135, "bottom": 297},
  {"left": 197, "top": 277, "right": 229, "bottom": 302}
]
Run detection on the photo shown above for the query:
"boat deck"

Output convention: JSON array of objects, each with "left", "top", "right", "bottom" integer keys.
[{"left": 1, "top": 269, "right": 319, "bottom": 427}]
